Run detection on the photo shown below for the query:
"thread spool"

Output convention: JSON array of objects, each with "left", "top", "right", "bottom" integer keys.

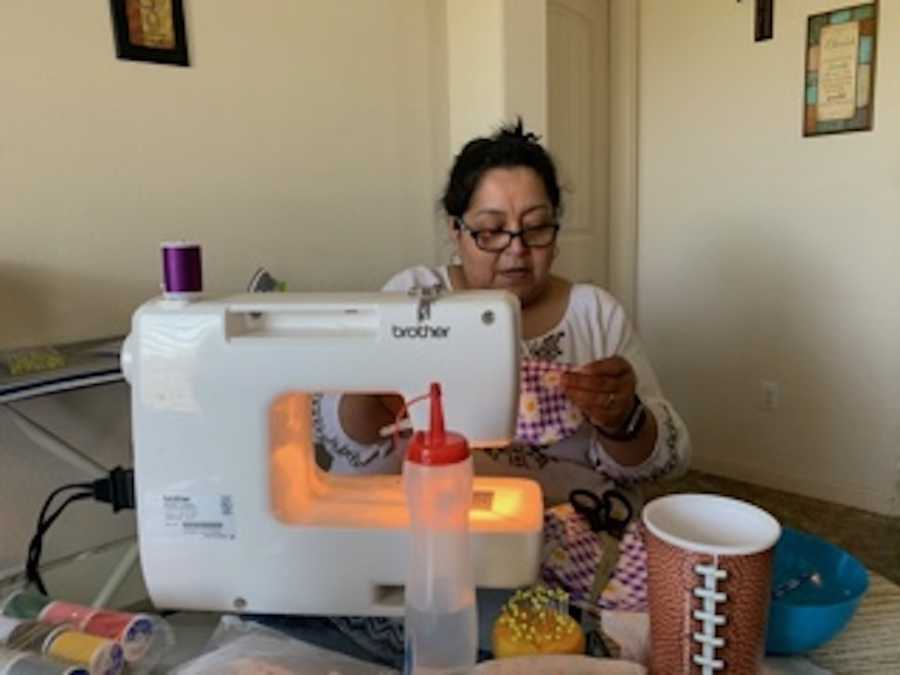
[
  {"left": 44, "top": 632, "right": 122, "bottom": 675},
  {"left": 81, "top": 613, "right": 153, "bottom": 663},
  {"left": 161, "top": 241, "right": 202, "bottom": 300},
  {"left": 12, "top": 597, "right": 162, "bottom": 667},
  {"left": 5, "top": 622, "right": 64, "bottom": 654},
  {"left": 0, "top": 646, "right": 87, "bottom": 675},
  {"left": 1, "top": 593, "right": 52, "bottom": 622},
  {"left": 35, "top": 605, "right": 94, "bottom": 631}
]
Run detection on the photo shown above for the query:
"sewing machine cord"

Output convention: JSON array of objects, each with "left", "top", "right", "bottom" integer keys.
[{"left": 25, "top": 467, "right": 135, "bottom": 596}]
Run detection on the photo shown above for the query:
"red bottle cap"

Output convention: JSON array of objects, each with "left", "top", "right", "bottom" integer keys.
[{"left": 406, "top": 383, "right": 470, "bottom": 465}]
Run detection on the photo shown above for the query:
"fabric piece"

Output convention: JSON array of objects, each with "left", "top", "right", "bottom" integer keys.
[
  {"left": 516, "top": 359, "right": 584, "bottom": 446},
  {"left": 541, "top": 502, "right": 647, "bottom": 613}
]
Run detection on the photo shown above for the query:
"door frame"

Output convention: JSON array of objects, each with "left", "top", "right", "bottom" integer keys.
[{"left": 608, "top": 0, "right": 640, "bottom": 325}]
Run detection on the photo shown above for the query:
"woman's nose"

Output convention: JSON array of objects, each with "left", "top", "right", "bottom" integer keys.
[{"left": 506, "top": 232, "right": 529, "bottom": 256}]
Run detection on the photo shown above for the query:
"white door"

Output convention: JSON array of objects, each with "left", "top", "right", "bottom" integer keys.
[{"left": 547, "top": 0, "right": 609, "bottom": 286}]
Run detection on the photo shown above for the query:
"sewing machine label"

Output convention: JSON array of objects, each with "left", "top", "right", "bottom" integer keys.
[{"left": 147, "top": 494, "right": 237, "bottom": 540}]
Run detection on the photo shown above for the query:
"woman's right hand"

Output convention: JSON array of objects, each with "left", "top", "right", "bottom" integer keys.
[{"left": 338, "top": 393, "right": 406, "bottom": 445}]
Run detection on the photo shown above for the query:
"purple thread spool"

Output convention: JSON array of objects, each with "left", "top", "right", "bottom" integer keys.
[{"left": 161, "top": 242, "right": 202, "bottom": 299}]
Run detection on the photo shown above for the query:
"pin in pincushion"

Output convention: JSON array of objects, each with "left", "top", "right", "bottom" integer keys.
[{"left": 492, "top": 586, "right": 585, "bottom": 658}]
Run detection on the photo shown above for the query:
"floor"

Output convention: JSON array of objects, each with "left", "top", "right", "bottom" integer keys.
[{"left": 643, "top": 470, "right": 900, "bottom": 586}]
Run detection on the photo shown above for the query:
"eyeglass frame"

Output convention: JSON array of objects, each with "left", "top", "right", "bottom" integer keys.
[{"left": 453, "top": 217, "right": 561, "bottom": 253}]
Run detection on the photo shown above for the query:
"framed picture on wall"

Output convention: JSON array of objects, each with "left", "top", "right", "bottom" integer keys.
[
  {"left": 109, "top": 0, "right": 189, "bottom": 67},
  {"left": 803, "top": 3, "right": 877, "bottom": 136}
]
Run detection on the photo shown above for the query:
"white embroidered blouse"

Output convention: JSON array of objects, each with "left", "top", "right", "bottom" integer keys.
[{"left": 313, "top": 266, "right": 691, "bottom": 505}]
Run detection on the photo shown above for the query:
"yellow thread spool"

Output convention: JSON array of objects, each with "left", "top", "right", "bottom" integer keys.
[{"left": 45, "top": 631, "right": 122, "bottom": 675}]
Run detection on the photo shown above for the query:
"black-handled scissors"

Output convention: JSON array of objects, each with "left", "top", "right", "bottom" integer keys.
[{"left": 568, "top": 488, "right": 633, "bottom": 538}]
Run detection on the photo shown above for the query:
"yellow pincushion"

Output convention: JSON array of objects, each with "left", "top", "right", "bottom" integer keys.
[{"left": 491, "top": 586, "right": 585, "bottom": 658}]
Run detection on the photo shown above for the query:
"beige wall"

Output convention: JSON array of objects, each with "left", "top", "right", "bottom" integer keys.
[
  {"left": 638, "top": 0, "right": 900, "bottom": 515},
  {"left": 0, "top": 0, "right": 553, "bottom": 595},
  {"left": 0, "top": 0, "right": 450, "bottom": 586},
  {"left": 0, "top": 0, "right": 444, "bottom": 350},
  {"left": 445, "top": 0, "right": 547, "bottom": 153}
]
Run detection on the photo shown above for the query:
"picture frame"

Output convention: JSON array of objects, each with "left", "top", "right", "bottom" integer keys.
[
  {"left": 109, "top": 0, "right": 189, "bottom": 67},
  {"left": 803, "top": 3, "right": 877, "bottom": 136}
]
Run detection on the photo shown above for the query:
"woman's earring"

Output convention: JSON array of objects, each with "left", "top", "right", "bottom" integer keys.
[{"left": 449, "top": 251, "right": 462, "bottom": 266}]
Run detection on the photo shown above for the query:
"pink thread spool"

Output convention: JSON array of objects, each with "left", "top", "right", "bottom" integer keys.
[
  {"left": 161, "top": 241, "right": 202, "bottom": 300},
  {"left": 36, "top": 604, "right": 94, "bottom": 630}
]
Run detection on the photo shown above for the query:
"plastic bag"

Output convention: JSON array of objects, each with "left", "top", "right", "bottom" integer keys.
[{"left": 171, "top": 616, "right": 397, "bottom": 675}]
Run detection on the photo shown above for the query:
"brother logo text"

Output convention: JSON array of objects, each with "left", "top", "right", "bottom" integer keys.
[{"left": 391, "top": 325, "right": 451, "bottom": 339}]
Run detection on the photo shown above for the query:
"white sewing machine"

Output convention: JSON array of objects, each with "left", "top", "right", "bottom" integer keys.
[{"left": 122, "top": 290, "right": 544, "bottom": 616}]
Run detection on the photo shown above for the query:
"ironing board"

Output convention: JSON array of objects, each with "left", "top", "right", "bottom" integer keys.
[
  {"left": 0, "top": 337, "right": 134, "bottom": 608},
  {"left": 0, "top": 337, "right": 123, "bottom": 404}
]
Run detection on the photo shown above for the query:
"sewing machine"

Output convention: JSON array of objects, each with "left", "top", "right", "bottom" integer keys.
[{"left": 122, "top": 291, "right": 544, "bottom": 616}]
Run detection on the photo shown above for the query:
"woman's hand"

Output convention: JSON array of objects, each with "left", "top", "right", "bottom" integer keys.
[
  {"left": 562, "top": 356, "right": 637, "bottom": 434},
  {"left": 339, "top": 393, "right": 405, "bottom": 445}
]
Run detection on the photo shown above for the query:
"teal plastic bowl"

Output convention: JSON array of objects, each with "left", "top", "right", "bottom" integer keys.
[{"left": 765, "top": 527, "right": 869, "bottom": 655}]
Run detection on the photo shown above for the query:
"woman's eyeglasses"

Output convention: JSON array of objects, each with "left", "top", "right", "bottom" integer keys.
[{"left": 454, "top": 218, "right": 560, "bottom": 253}]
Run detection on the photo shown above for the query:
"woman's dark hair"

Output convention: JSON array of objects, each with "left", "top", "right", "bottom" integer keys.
[{"left": 441, "top": 118, "right": 562, "bottom": 219}]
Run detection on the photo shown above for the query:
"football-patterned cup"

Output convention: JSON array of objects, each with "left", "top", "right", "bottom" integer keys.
[{"left": 642, "top": 494, "right": 781, "bottom": 674}]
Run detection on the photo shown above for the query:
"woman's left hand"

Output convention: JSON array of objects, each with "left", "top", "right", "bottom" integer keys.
[{"left": 563, "top": 356, "right": 637, "bottom": 434}]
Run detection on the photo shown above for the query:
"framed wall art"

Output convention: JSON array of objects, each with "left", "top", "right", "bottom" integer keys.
[
  {"left": 803, "top": 3, "right": 877, "bottom": 136},
  {"left": 110, "top": 0, "right": 189, "bottom": 67}
]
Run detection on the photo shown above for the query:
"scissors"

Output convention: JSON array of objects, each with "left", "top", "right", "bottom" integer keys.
[
  {"left": 568, "top": 488, "right": 633, "bottom": 538},
  {"left": 567, "top": 488, "right": 634, "bottom": 657}
]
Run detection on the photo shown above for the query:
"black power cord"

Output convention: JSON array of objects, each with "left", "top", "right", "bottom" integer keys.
[{"left": 25, "top": 466, "right": 135, "bottom": 595}]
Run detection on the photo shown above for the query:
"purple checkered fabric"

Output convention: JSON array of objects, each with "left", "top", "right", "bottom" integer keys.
[
  {"left": 516, "top": 359, "right": 585, "bottom": 446},
  {"left": 541, "top": 503, "right": 648, "bottom": 612}
]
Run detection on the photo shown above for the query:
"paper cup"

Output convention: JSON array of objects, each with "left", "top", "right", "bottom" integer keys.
[{"left": 642, "top": 494, "right": 780, "bottom": 675}]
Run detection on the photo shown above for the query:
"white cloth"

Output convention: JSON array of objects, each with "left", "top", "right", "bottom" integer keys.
[{"left": 314, "top": 266, "right": 691, "bottom": 505}]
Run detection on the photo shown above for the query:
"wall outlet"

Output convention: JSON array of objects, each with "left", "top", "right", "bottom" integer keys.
[{"left": 760, "top": 380, "right": 780, "bottom": 411}]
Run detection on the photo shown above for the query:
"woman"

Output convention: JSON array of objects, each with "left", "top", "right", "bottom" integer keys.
[{"left": 315, "top": 120, "right": 689, "bottom": 505}]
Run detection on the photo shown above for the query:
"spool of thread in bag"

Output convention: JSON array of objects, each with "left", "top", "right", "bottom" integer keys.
[
  {"left": 44, "top": 632, "right": 122, "bottom": 675},
  {"left": 161, "top": 241, "right": 202, "bottom": 298},
  {"left": 1, "top": 593, "right": 52, "bottom": 622},
  {"left": 35, "top": 605, "right": 93, "bottom": 631},
  {"left": 5, "top": 621, "right": 65, "bottom": 654},
  {"left": 15, "top": 596, "right": 156, "bottom": 666},
  {"left": 0, "top": 646, "right": 88, "bottom": 675},
  {"left": 81, "top": 613, "right": 153, "bottom": 663}
]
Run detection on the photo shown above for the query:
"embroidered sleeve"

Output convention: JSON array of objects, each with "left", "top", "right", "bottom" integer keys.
[
  {"left": 584, "top": 290, "right": 692, "bottom": 486},
  {"left": 313, "top": 393, "right": 404, "bottom": 475},
  {"left": 587, "top": 398, "right": 690, "bottom": 486}
]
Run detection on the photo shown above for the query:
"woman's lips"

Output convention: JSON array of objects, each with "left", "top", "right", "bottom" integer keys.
[{"left": 499, "top": 268, "right": 532, "bottom": 281}]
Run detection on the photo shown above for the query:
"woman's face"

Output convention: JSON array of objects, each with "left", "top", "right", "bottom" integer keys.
[{"left": 451, "top": 167, "right": 557, "bottom": 306}]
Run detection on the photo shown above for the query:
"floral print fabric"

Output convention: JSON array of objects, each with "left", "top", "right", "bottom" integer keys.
[{"left": 516, "top": 359, "right": 585, "bottom": 446}]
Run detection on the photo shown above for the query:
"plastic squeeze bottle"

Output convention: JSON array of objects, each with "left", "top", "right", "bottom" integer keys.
[{"left": 403, "top": 383, "right": 477, "bottom": 675}]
